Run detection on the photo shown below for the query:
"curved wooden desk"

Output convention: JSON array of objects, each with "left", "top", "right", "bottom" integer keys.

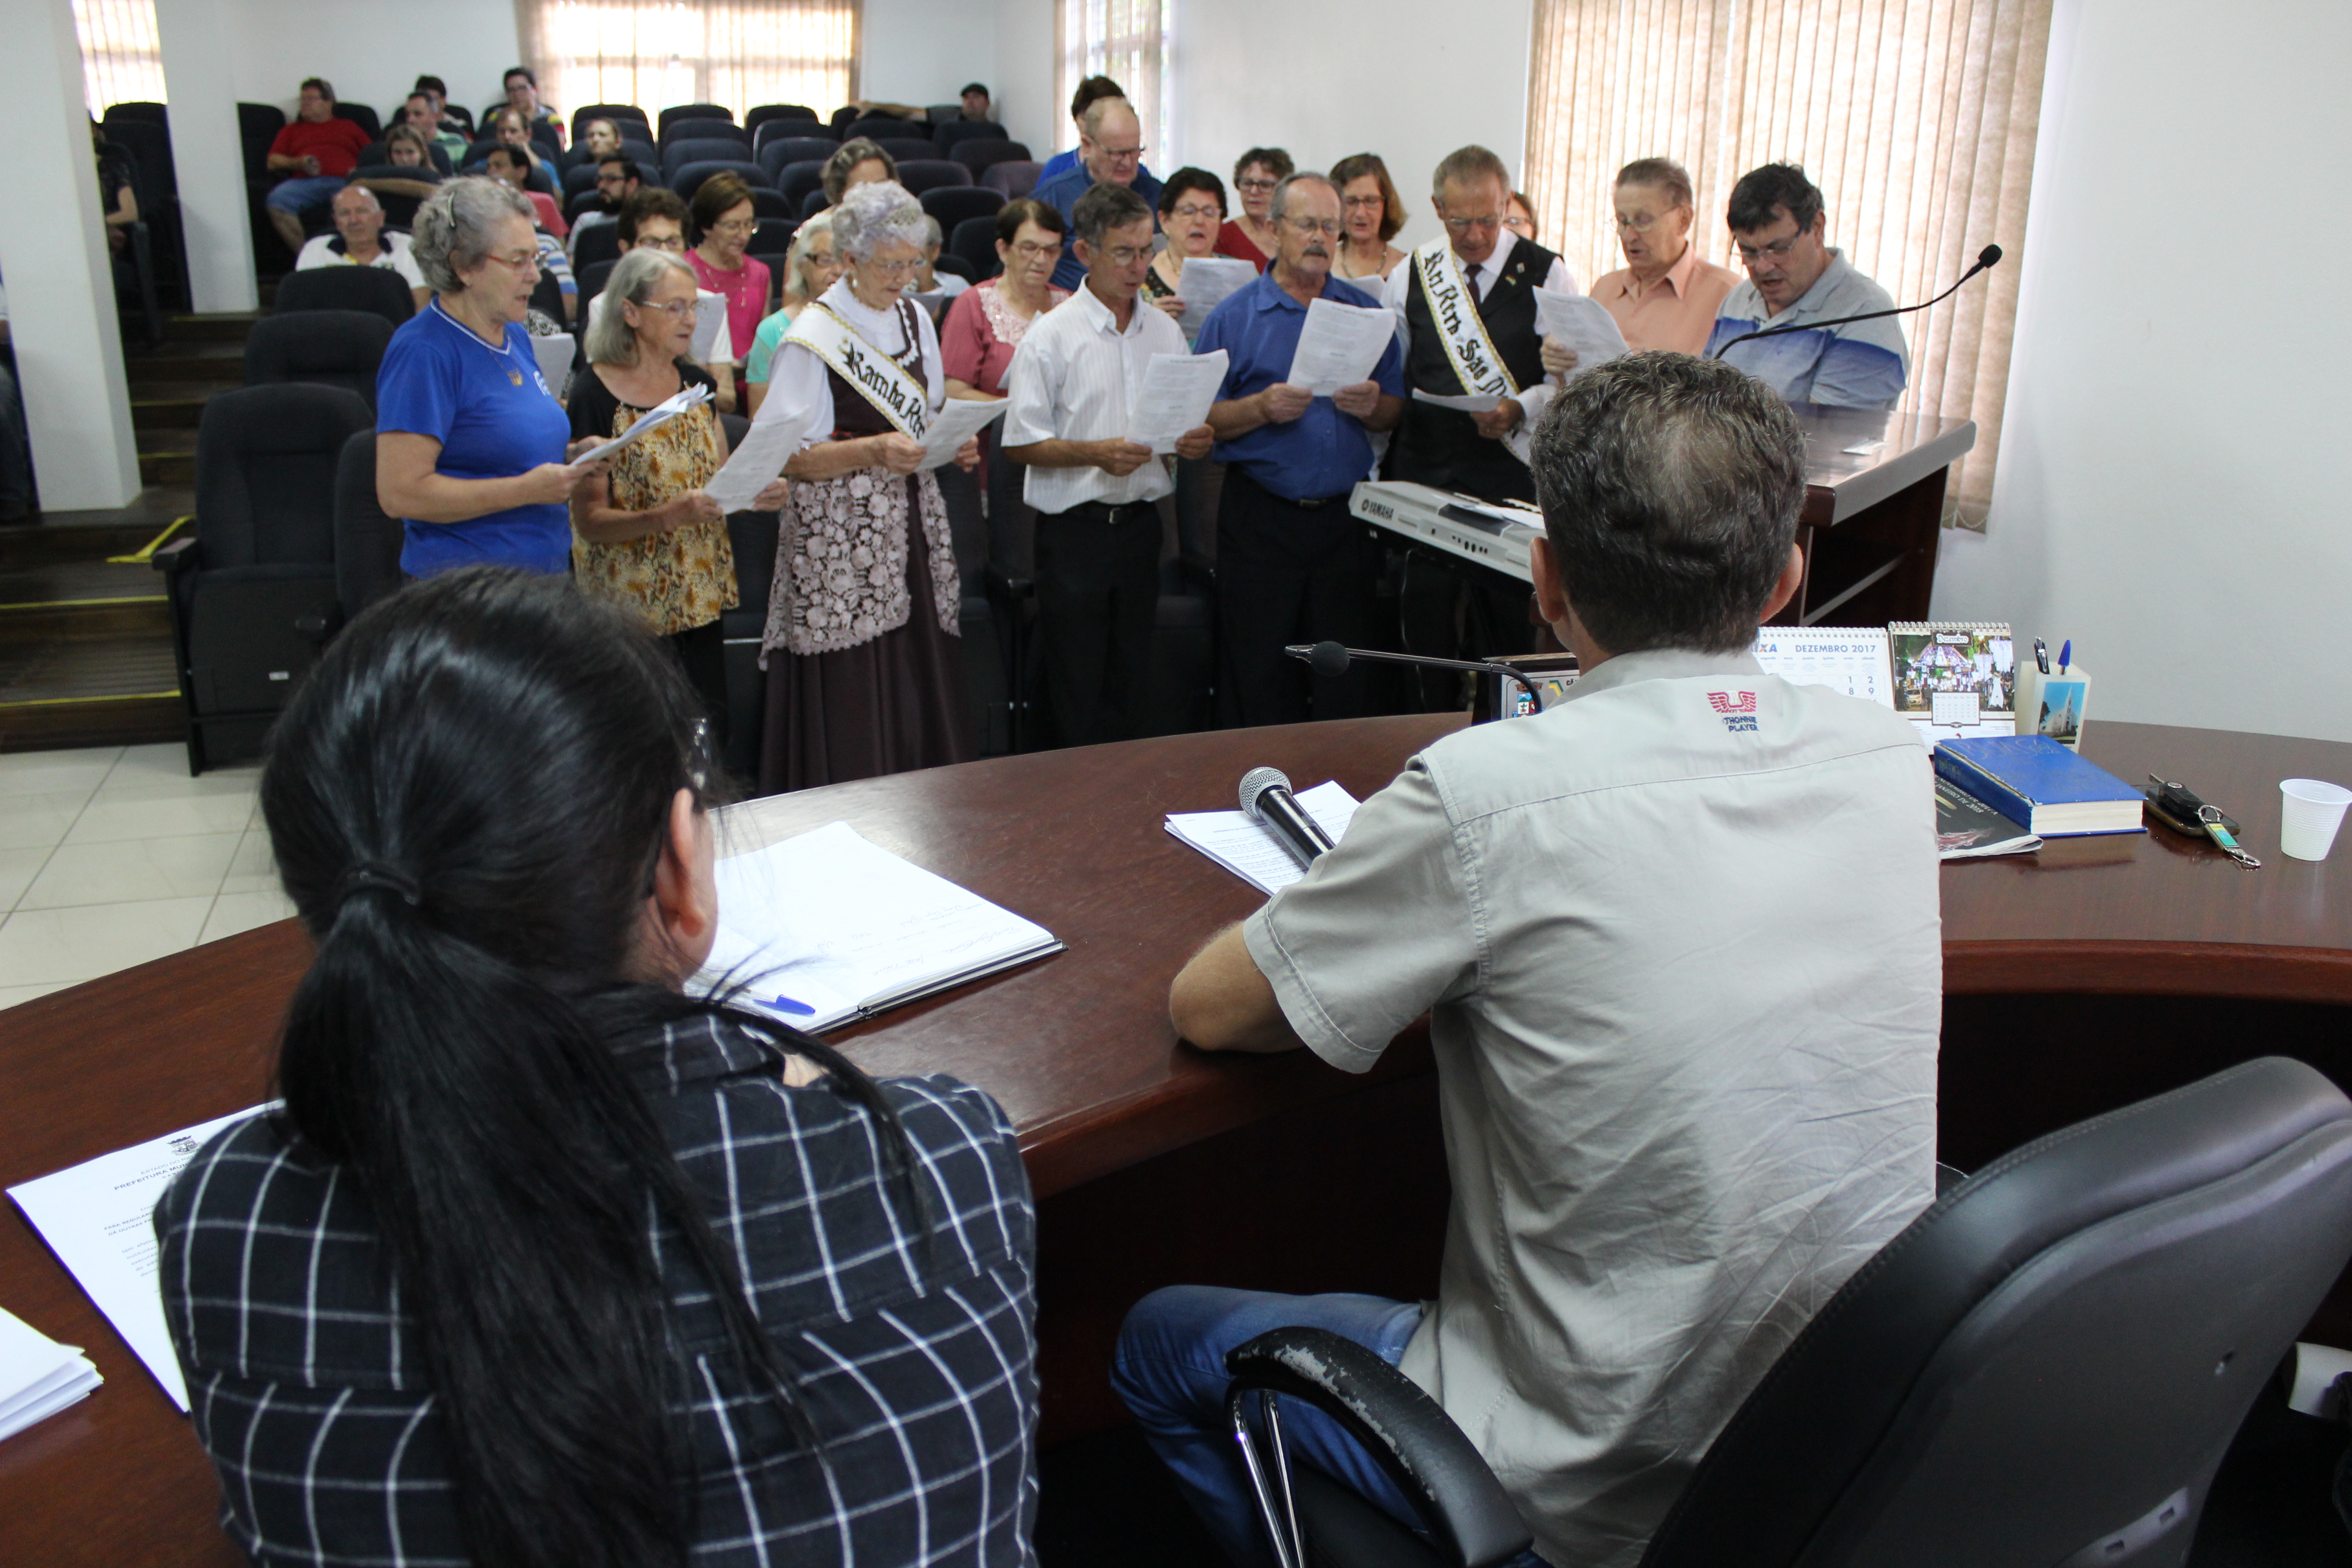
[{"left": 4, "top": 717, "right": 2348, "bottom": 1565}]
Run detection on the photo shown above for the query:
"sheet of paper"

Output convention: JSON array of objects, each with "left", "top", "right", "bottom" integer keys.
[
  {"left": 1127, "top": 350, "right": 1227, "bottom": 454},
  {"left": 0, "top": 1305, "right": 101, "bottom": 1442},
  {"left": 690, "top": 292, "right": 729, "bottom": 363},
  {"left": 1172, "top": 256, "right": 1260, "bottom": 338},
  {"left": 530, "top": 331, "right": 575, "bottom": 392},
  {"left": 703, "top": 414, "right": 799, "bottom": 514},
  {"left": 699, "top": 821, "right": 1060, "bottom": 1030},
  {"left": 9, "top": 1105, "right": 272, "bottom": 1411},
  {"left": 1411, "top": 388, "right": 1503, "bottom": 414},
  {"left": 916, "top": 397, "right": 1009, "bottom": 472},
  {"left": 1284, "top": 297, "right": 1394, "bottom": 396},
  {"left": 1534, "top": 288, "right": 1629, "bottom": 381},
  {"left": 576, "top": 383, "right": 711, "bottom": 464},
  {"left": 1164, "top": 781, "right": 1363, "bottom": 896}
]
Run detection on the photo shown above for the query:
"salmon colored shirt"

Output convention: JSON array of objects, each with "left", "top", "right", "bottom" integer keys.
[{"left": 1587, "top": 243, "right": 1741, "bottom": 354}]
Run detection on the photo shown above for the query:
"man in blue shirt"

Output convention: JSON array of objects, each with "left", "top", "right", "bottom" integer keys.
[
  {"left": 1196, "top": 173, "right": 1404, "bottom": 726},
  {"left": 1703, "top": 163, "right": 1909, "bottom": 409},
  {"left": 1032, "top": 98, "right": 1163, "bottom": 292}
]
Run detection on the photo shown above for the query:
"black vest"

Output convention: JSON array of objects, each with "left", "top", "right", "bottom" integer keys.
[{"left": 1388, "top": 240, "right": 1559, "bottom": 504}]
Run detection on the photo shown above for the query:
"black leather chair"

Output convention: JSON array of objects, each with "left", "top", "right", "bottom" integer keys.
[
  {"left": 777, "top": 161, "right": 828, "bottom": 211},
  {"left": 659, "top": 103, "right": 734, "bottom": 134},
  {"left": 843, "top": 116, "right": 921, "bottom": 145},
  {"left": 923, "top": 186, "right": 1002, "bottom": 233},
  {"left": 571, "top": 104, "right": 650, "bottom": 143},
  {"left": 749, "top": 187, "right": 795, "bottom": 220},
  {"left": 934, "top": 119, "right": 1009, "bottom": 154},
  {"left": 750, "top": 218, "right": 799, "bottom": 256},
  {"left": 745, "top": 104, "right": 821, "bottom": 140},
  {"left": 672, "top": 159, "right": 767, "bottom": 201},
  {"left": 896, "top": 160, "right": 973, "bottom": 197},
  {"left": 155, "top": 385, "right": 376, "bottom": 773},
  {"left": 1225, "top": 1055, "right": 2352, "bottom": 1568},
  {"left": 663, "top": 139, "right": 756, "bottom": 183},
  {"left": 877, "top": 137, "right": 941, "bottom": 166},
  {"left": 949, "top": 216, "right": 1001, "bottom": 283},
  {"left": 800, "top": 187, "right": 830, "bottom": 221},
  {"left": 272, "top": 264, "right": 416, "bottom": 326},
  {"left": 573, "top": 221, "right": 623, "bottom": 273},
  {"left": 331, "top": 428, "right": 403, "bottom": 624},
  {"left": 243, "top": 309, "right": 394, "bottom": 407},
  {"left": 982, "top": 161, "right": 1044, "bottom": 201},
  {"left": 104, "top": 100, "right": 169, "bottom": 127},
  {"left": 663, "top": 117, "right": 749, "bottom": 150},
  {"left": 330, "top": 102, "right": 381, "bottom": 140},
  {"left": 949, "top": 138, "right": 1033, "bottom": 178},
  {"left": 758, "top": 138, "right": 840, "bottom": 182},
  {"left": 577, "top": 258, "right": 618, "bottom": 318}
]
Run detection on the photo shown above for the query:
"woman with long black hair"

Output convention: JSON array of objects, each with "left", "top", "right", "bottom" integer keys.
[{"left": 154, "top": 569, "right": 1039, "bottom": 1568}]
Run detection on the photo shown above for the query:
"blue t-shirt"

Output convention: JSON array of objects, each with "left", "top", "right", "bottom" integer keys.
[
  {"left": 375, "top": 302, "right": 573, "bottom": 576},
  {"left": 1196, "top": 271, "right": 1404, "bottom": 502},
  {"left": 1034, "top": 161, "right": 1164, "bottom": 293}
]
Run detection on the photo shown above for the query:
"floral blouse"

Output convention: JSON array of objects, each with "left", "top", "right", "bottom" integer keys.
[{"left": 567, "top": 358, "right": 739, "bottom": 636}]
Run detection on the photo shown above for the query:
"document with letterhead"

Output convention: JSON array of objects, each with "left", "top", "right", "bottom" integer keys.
[{"left": 1166, "top": 781, "right": 1362, "bottom": 895}]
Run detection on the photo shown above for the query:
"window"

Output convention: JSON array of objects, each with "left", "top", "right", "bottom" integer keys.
[
  {"left": 513, "top": 0, "right": 859, "bottom": 122},
  {"left": 1057, "top": 0, "right": 1172, "bottom": 157},
  {"left": 1523, "top": 0, "right": 2053, "bottom": 529},
  {"left": 72, "top": 0, "right": 167, "bottom": 114}
]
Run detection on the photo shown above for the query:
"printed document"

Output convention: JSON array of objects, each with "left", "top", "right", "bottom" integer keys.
[
  {"left": 576, "top": 383, "right": 710, "bottom": 464},
  {"left": 689, "top": 293, "right": 730, "bottom": 363},
  {"left": 0, "top": 1305, "right": 101, "bottom": 1443},
  {"left": 699, "top": 821, "right": 1061, "bottom": 1030},
  {"left": 1285, "top": 298, "right": 1395, "bottom": 396},
  {"left": 917, "top": 397, "right": 1009, "bottom": 471},
  {"left": 1534, "top": 289, "right": 1629, "bottom": 380},
  {"left": 1128, "top": 350, "right": 1227, "bottom": 453},
  {"left": 1165, "top": 781, "right": 1363, "bottom": 896},
  {"left": 1171, "top": 256, "right": 1259, "bottom": 338},
  {"left": 10, "top": 1105, "right": 272, "bottom": 1410},
  {"left": 703, "top": 409, "right": 802, "bottom": 514}
]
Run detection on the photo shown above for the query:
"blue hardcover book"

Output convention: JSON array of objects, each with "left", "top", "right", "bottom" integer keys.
[{"left": 1932, "top": 735, "right": 2146, "bottom": 837}]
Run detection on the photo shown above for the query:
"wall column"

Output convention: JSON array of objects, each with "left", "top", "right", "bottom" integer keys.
[{"left": 155, "top": 0, "right": 260, "bottom": 312}]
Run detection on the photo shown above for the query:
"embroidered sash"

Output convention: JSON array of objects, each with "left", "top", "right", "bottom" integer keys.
[
  {"left": 1411, "top": 237, "right": 1520, "bottom": 401},
  {"left": 783, "top": 301, "right": 932, "bottom": 441}
]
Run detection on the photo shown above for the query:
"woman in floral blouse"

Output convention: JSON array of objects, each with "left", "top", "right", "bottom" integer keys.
[
  {"left": 569, "top": 247, "right": 786, "bottom": 738},
  {"left": 754, "top": 180, "right": 981, "bottom": 793}
]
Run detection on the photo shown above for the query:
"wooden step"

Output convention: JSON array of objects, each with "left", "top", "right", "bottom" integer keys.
[
  {"left": 0, "top": 519, "right": 177, "bottom": 567},
  {"left": 127, "top": 342, "right": 246, "bottom": 382},
  {"left": 129, "top": 386, "right": 240, "bottom": 431},
  {"left": 136, "top": 429, "right": 196, "bottom": 489},
  {"left": 0, "top": 693, "right": 182, "bottom": 753},
  {"left": 162, "top": 311, "right": 265, "bottom": 344}
]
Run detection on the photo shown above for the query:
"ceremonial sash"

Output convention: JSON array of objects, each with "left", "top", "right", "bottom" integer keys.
[
  {"left": 1411, "top": 238, "right": 1520, "bottom": 401},
  {"left": 783, "top": 301, "right": 932, "bottom": 441}
]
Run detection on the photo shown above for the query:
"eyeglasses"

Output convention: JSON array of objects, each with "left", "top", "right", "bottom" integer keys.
[
  {"left": 483, "top": 250, "right": 542, "bottom": 274},
  {"left": 1093, "top": 143, "right": 1145, "bottom": 162},
  {"left": 631, "top": 299, "right": 698, "bottom": 320},
  {"left": 634, "top": 233, "right": 686, "bottom": 252},
  {"left": 1009, "top": 240, "right": 1058, "bottom": 260},
  {"left": 1614, "top": 211, "right": 1675, "bottom": 232},
  {"left": 858, "top": 257, "right": 923, "bottom": 277},
  {"left": 708, "top": 217, "right": 755, "bottom": 236},
  {"left": 1284, "top": 216, "right": 1342, "bottom": 237},
  {"left": 1441, "top": 212, "right": 1502, "bottom": 233},
  {"left": 1091, "top": 245, "right": 1150, "bottom": 266},
  {"left": 1237, "top": 177, "right": 1279, "bottom": 194},
  {"left": 1734, "top": 233, "right": 1805, "bottom": 265},
  {"left": 1169, "top": 202, "right": 1222, "bottom": 221},
  {"left": 1341, "top": 194, "right": 1383, "bottom": 210}
]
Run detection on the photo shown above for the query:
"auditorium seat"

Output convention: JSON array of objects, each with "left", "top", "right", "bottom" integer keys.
[
  {"left": 982, "top": 161, "right": 1043, "bottom": 201},
  {"left": 921, "top": 186, "right": 1002, "bottom": 232},
  {"left": 721, "top": 487, "right": 779, "bottom": 779},
  {"left": 663, "top": 139, "right": 759, "bottom": 183},
  {"left": 845, "top": 117, "right": 921, "bottom": 145},
  {"left": 244, "top": 310, "right": 393, "bottom": 407},
  {"left": 800, "top": 187, "right": 829, "bottom": 221},
  {"left": 894, "top": 160, "right": 972, "bottom": 197},
  {"left": 758, "top": 138, "right": 839, "bottom": 182},
  {"left": 572, "top": 222, "right": 622, "bottom": 273},
  {"left": 754, "top": 119, "right": 833, "bottom": 154},
  {"left": 750, "top": 218, "right": 799, "bottom": 256},
  {"left": 662, "top": 118, "right": 749, "bottom": 150},
  {"left": 775, "top": 160, "right": 828, "bottom": 211},
  {"left": 934, "top": 119, "right": 1008, "bottom": 153},
  {"left": 948, "top": 216, "right": 1001, "bottom": 283},
  {"left": 745, "top": 104, "right": 821, "bottom": 139},
  {"left": 331, "top": 428, "right": 403, "bottom": 625},
  {"left": 672, "top": 160, "right": 766, "bottom": 201},
  {"left": 570, "top": 104, "right": 650, "bottom": 143},
  {"left": 748, "top": 188, "right": 796, "bottom": 220},
  {"left": 273, "top": 265, "right": 414, "bottom": 327},
  {"left": 659, "top": 103, "right": 733, "bottom": 134},
  {"left": 330, "top": 102, "right": 381, "bottom": 140},
  {"left": 876, "top": 137, "right": 940, "bottom": 165},
  {"left": 949, "top": 138, "right": 1033, "bottom": 178},
  {"left": 577, "top": 258, "right": 618, "bottom": 317}
]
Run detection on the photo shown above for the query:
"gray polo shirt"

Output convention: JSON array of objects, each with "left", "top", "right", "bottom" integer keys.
[{"left": 1245, "top": 646, "right": 1942, "bottom": 1567}]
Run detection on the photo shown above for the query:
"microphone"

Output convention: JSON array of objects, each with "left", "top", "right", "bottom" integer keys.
[
  {"left": 1240, "top": 766, "right": 1336, "bottom": 869},
  {"left": 1285, "top": 641, "right": 1558, "bottom": 714},
  {"left": 1713, "top": 244, "right": 2003, "bottom": 357}
]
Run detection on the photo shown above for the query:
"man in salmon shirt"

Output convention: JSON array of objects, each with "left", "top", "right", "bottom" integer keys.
[{"left": 264, "top": 78, "right": 373, "bottom": 255}]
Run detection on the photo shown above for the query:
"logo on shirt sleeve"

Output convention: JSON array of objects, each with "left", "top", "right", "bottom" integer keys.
[{"left": 1707, "top": 690, "right": 1759, "bottom": 732}]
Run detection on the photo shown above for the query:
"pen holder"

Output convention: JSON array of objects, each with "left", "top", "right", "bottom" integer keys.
[{"left": 2015, "top": 664, "right": 2092, "bottom": 750}]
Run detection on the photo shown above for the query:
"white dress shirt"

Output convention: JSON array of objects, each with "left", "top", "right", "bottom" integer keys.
[
  {"left": 1245, "top": 647, "right": 1942, "bottom": 1567},
  {"left": 1381, "top": 229, "right": 1579, "bottom": 431},
  {"left": 999, "top": 283, "right": 1186, "bottom": 512}
]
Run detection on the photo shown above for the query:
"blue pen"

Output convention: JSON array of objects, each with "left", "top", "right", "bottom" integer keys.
[
  {"left": 764, "top": 994, "right": 816, "bottom": 1016},
  {"left": 2058, "top": 639, "right": 2071, "bottom": 674}
]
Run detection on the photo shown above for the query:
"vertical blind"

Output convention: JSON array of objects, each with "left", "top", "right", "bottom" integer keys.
[
  {"left": 512, "top": 0, "right": 859, "bottom": 121},
  {"left": 1522, "top": 0, "right": 2052, "bottom": 529},
  {"left": 72, "top": 0, "right": 168, "bottom": 115},
  {"left": 1057, "top": 0, "right": 1172, "bottom": 157}
]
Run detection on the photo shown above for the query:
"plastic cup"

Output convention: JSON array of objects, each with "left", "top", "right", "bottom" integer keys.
[{"left": 2278, "top": 779, "right": 2352, "bottom": 861}]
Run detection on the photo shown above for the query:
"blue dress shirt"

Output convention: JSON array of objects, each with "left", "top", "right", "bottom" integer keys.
[
  {"left": 1196, "top": 271, "right": 1404, "bottom": 502},
  {"left": 1033, "top": 161, "right": 1164, "bottom": 292}
]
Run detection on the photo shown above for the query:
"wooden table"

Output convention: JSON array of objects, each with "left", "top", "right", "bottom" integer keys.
[{"left": 4, "top": 715, "right": 2348, "bottom": 1565}]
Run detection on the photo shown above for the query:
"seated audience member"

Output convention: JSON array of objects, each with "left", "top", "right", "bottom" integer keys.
[
  {"left": 912, "top": 216, "right": 970, "bottom": 311},
  {"left": 296, "top": 184, "right": 429, "bottom": 312},
  {"left": 1705, "top": 162, "right": 1908, "bottom": 408},
  {"left": 567, "top": 154, "right": 642, "bottom": 255},
  {"left": 822, "top": 138, "right": 896, "bottom": 208},
  {"left": 1142, "top": 167, "right": 1225, "bottom": 336},
  {"left": 1033, "top": 97, "right": 1163, "bottom": 290},
  {"left": 413, "top": 74, "right": 468, "bottom": 138},
  {"left": 1216, "top": 148, "right": 1292, "bottom": 270},
  {"left": 687, "top": 174, "right": 768, "bottom": 390},
  {"left": 1330, "top": 152, "right": 1406, "bottom": 283},
  {"left": 485, "top": 143, "right": 567, "bottom": 240},
  {"left": 501, "top": 65, "right": 563, "bottom": 147},
  {"left": 1196, "top": 172, "right": 1404, "bottom": 728},
  {"left": 263, "top": 77, "right": 372, "bottom": 254},
  {"left": 1504, "top": 188, "right": 1539, "bottom": 241},
  {"left": 1558, "top": 157, "right": 1740, "bottom": 364},
  {"left": 940, "top": 199, "right": 1065, "bottom": 516},
  {"left": 91, "top": 121, "right": 137, "bottom": 257},
  {"left": 846, "top": 83, "right": 993, "bottom": 124},
  {"left": 572, "top": 247, "right": 787, "bottom": 732},
  {"left": 156, "top": 568, "right": 1039, "bottom": 1568},
  {"left": 364, "top": 124, "right": 445, "bottom": 192},
  {"left": 487, "top": 106, "right": 552, "bottom": 180},
  {"left": 743, "top": 212, "right": 839, "bottom": 416},
  {"left": 374, "top": 178, "right": 608, "bottom": 578},
  {"left": 579, "top": 117, "right": 628, "bottom": 160},
  {"left": 401, "top": 91, "right": 467, "bottom": 164},
  {"left": 1038, "top": 75, "right": 1127, "bottom": 184},
  {"left": 1001, "top": 184, "right": 1213, "bottom": 749},
  {"left": 1120, "top": 350, "right": 1940, "bottom": 1568}
]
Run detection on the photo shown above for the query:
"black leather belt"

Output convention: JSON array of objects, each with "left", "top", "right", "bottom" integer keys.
[
  {"left": 1286, "top": 492, "right": 1353, "bottom": 510},
  {"left": 1065, "top": 500, "right": 1158, "bottom": 522}
]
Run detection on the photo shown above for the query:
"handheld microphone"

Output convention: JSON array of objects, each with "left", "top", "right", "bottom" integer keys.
[
  {"left": 1713, "top": 244, "right": 2003, "bottom": 358},
  {"left": 1286, "top": 641, "right": 1558, "bottom": 714},
  {"left": 1240, "top": 766, "right": 1336, "bottom": 869}
]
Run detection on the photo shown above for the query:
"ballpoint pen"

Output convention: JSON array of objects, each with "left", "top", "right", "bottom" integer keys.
[
  {"left": 2057, "top": 640, "right": 2071, "bottom": 674},
  {"left": 2034, "top": 639, "right": 2049, "bottom": 675}
]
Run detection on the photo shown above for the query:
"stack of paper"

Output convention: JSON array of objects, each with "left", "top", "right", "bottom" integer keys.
[
  {"left": 698, "top": 822, "right": 1062, "bottom": 1031},
  {"left": 1165, "top": 781, "right": 1362, "bottom": 895},
  {"left": 577, "top": 382, "right": 712, "bottom": 464},
  {"left": 0, "top": 1307, "right": 100, "bottom": 1442}
]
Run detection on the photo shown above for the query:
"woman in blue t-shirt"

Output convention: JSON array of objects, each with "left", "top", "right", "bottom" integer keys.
[{"left": 376, "top": 177, "right": 608, "bottom": 577}]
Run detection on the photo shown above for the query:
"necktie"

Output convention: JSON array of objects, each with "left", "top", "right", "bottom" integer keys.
[{"left": 1470, "top": 264, "right": 1485, "bottom": 306}]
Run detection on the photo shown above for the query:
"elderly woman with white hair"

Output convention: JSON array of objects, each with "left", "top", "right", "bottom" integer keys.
[
  {"left": 569, "top": 246, "right": 788, "bottom": 735},
  {"left": 754, "top": 180, "right": 981, "bottom": 792},
  {"left": 742, "top": 211, "right": 843, "bottom": 418},
  {"left": 376, "top": 175, "right": 608, "bottom": 577}
]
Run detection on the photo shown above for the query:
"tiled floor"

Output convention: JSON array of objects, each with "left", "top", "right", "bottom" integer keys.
[{"left": 0, "top": 743, "right": 290, "bottom": 1011}]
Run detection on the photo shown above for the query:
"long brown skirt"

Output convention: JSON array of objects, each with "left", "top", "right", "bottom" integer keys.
[{"left": 757, "top": 489, "right": 974, "bottom": 794}]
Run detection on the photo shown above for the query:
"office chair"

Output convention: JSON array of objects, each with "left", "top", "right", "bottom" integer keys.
[
  {"left": 1225, "top": 1055, "right": 2352, "bottom": 1568},
  {"left": 244, "top": 309, "right": 393, "bottom": 407},
  {"left": 273, "top": 264, "right": 415, "bottom": 327},
  {"left": 154, "top": 384, "right": 376, "bottom": 773}
]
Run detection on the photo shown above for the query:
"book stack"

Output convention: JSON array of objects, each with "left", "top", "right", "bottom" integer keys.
[
  {"left": 1933, "top": 735, "right": 2146, "bottom": 838},
  {"left": 0, "top": 1306, "right": 100, "bottom": 1443}
]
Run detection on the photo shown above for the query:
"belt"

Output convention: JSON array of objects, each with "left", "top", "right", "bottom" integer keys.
[
  {"left": 1235, "top": 467, "right": 1351, "bottom": 510},
  {"left": 1064, "top": 500, "right": 1159, "bottom": 522}
]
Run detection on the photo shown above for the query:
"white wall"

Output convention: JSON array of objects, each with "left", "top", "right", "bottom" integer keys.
[
  {"left": 1933, "top": 0, "right": 2352, "bottom": 742},
  {"left": 859, "top": 0, "right": 999, "bottom": 121},
  {"left": 214, "top": 0, "right": 519, "bottom": 125}
]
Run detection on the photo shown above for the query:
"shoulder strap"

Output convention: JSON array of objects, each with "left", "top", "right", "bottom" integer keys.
[{"left": 1411, "top": 238, "right": 1520, "bottom": 401}]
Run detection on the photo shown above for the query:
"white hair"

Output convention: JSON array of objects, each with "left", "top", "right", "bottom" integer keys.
[
  {"left": 411, "top": 176, "right": 535, "bottom": 295},
  {"left": 584, "top": 248, "right": 696, "bottom": 367},
  {"left": 831, "top": 180, "right": 927, "bottom": 264}
]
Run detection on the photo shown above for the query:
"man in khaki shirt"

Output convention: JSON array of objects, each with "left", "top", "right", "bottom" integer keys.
[{"left": 1112, "top": 353, "right": 1942, "bottom": 1568}]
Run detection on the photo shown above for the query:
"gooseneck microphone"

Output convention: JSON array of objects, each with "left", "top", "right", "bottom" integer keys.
[
  {"left": 1713, "top": 244, "right": 2003, "bottom": 358},
  {"left": 1285, "top": 641, "right": 1558, "bottom": 715},
  {"left": 1240, "top": 767, "right": 1336, "bottom": 869}
]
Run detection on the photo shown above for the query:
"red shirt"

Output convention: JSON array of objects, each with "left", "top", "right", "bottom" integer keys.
[
  {"left": 269, "top": 117, "right": 372, "bottom": 178},
  {"left": 1214, "top": 220, "right": 1270, "bottom": 271}
]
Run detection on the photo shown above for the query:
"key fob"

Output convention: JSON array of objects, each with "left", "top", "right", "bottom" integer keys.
[{"left": 2146, "top": 776, "right": 2240, "bottom": 839}]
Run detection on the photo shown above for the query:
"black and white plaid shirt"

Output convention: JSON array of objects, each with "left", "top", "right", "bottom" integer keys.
[{"left": 155, "top": 1013, "right": 1039, "bottom": 1566}]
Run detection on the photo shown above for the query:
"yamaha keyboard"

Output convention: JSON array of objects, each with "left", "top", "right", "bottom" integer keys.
[{"left": 1348, "top": 481, "right": 1540, "bottom": 584}]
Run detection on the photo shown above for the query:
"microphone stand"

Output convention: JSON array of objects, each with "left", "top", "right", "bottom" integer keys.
[
  {"left": 1284, "top": 643, "right": 1559, "bottom": 714},
  {"left": 1713, "top": 245, "right": 2002, "bottom": 358}
]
